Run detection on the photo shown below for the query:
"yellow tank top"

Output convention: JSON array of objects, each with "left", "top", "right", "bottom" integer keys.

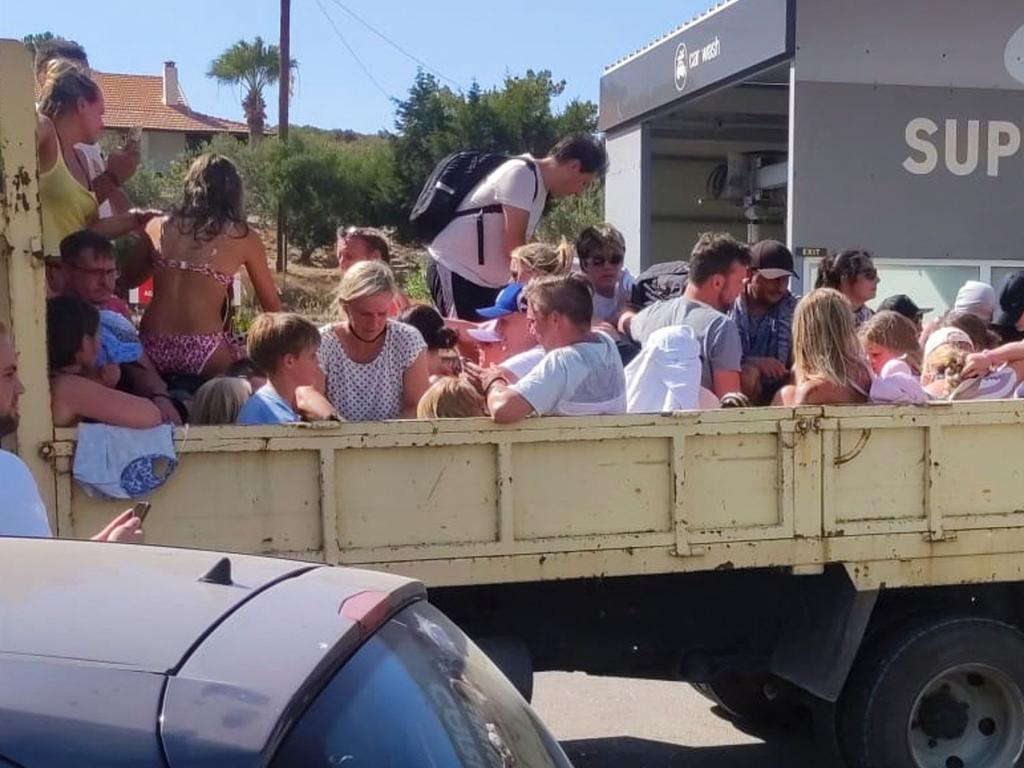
[{"left": 39, "top": 137, "right": 99, "bottom": 259}]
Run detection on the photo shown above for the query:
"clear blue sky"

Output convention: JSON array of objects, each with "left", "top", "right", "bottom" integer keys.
[{"left": 4, "top": 0, "right": 715, "bottom": 133}]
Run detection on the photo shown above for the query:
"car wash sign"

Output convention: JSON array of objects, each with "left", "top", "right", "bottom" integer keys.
[{"left": 600, "top": 0, "right": 792, "bottom": 132}]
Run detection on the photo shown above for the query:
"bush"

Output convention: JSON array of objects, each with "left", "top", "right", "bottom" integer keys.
[{"left": 536, "top": 182, "right": 605, "bottom": 245}]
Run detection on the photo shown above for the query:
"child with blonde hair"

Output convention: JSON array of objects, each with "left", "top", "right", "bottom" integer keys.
[
  {"left": 859, "top": 310, "right": 923, "bottom": 375},
  {"left": 417, "top": 376, "right": 487, "bottom": 419}
]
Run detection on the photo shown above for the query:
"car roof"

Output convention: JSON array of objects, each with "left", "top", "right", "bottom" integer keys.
[
  {"left": 162, "top": 565, "right": 426, "bottom": 766},
  {"left": 0, "top": 538, "right": 315, "bottom": 672},
  {"left": 0, "top": 538, "right": 427, "bottom": 767}
]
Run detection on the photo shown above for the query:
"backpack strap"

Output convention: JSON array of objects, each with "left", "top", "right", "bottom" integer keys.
[{"left": 450, "top": 157, "right": 540, "bottom": 267}]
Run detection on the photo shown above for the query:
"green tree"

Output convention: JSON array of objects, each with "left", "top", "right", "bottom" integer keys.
[
  {"left": 537, "top": 182, "right": 604, "bottom": 245},
  {"left": 390, "top": 68, "right": 600, "bottom": 240},
  {"left": 22, "top": 32, "right": 56, "bottom": 57},
  {"left": 207, "top": 37, "right": 296, "bottom": 142}
]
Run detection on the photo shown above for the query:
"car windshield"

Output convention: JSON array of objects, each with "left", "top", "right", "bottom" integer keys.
[{"left": 271, "top": 600, "right": 571, "bottom": 767}]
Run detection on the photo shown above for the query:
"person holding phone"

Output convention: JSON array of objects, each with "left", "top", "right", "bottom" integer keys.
[
  {"left": 0, "top": 321, "right": 144, "bottom": 542},
  {"left": 33, "top": 38, "right": 140, "bottom": 219}
]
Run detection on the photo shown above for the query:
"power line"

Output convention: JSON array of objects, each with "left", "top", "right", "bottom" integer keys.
[
  {"left": 313, "top": 0, "right": 397, "bottom": 102},
  {"left": 323, "top": 0, "right": 465, "bottom": 91}
]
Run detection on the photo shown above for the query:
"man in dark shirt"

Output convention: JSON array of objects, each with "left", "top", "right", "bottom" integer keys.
[{"left": 729, "top": 240, "right": 800, "bottom": 403}]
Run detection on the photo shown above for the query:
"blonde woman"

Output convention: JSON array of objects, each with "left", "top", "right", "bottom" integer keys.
[
  {"left": 774, "top": 289, "right": 872, "bottom": 406},
  {"left": 36, "top": 61, "right": 154, "bottom": 262},
  {"left": 190, "top": 376, "right": 252, "bottom": 425},
  {"left": 509, "top": 241, "right": 574, "bottom": 283},
  {"left": 319, "top": 261, "right": 430, "bottom": 420}
]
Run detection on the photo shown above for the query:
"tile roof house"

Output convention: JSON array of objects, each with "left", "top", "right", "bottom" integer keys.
[{"left": 94, "top": 61, "right": 249, "bottom": 171}]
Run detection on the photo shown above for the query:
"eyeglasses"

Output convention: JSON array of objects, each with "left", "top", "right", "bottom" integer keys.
[
  {"left": 586, "top": 254, "right": 624, "bottom": 268},
  {"left": 856, "top": 268, "right": 878, "bottom": 281}
]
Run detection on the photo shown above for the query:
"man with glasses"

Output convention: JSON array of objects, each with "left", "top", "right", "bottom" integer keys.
[
  {"left": 59, "top": 230, "right": 131, "bottom": 319},
  {"left": 576, "top": 223, "right": 636, "bottom": 325},
  {"left": 58, "top": 231, "right": 182, "bottom": 424}
]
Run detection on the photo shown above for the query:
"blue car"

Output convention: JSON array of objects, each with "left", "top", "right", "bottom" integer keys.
[{"left": 0, "top": 538, "right": 572, "bottom": 767}]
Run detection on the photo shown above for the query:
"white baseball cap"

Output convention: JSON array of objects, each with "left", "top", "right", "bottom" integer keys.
[
  {"left": 952, "top": 281, "right": 997, "bottom": 321},
  {"left": 923, "top": 326, "right": 974, "bottom": 358}
]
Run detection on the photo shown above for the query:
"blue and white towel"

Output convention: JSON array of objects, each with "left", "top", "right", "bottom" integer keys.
[{"left": 73, "top": 423, "right": 177, "bottom": 500}]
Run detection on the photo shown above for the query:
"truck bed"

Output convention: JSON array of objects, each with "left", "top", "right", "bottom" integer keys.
[{"left": 50, "top": 400, "right": 1024, "bottom": 591}]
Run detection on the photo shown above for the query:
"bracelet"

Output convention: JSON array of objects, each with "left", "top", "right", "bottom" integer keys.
[{"left": 485, "top": 377, "right": 509, "bottom": 395}]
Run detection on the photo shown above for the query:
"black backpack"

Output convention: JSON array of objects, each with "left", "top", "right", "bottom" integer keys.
[
  {"left": 409, "top": 152, "right": 538, "bottom": 265},
  {"left": 631, "top": 260, "right": 689, "bottom": 308}
]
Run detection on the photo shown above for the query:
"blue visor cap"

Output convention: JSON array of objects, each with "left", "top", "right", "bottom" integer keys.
[
  {"left": 477, "top": 283, "right": 527, "bottom": 319},
  {"left": 96, "top": 310, "right": 143, "bottom": 366}
]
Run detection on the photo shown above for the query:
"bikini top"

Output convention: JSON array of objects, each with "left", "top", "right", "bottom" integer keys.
[
  {"left": 153, "top": 255, "right": 233, "bottom": 288},
  {"left": 154, "top": 218, "right": 234, "bottom": 288}
]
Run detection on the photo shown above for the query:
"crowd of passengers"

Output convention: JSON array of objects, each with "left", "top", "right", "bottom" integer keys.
[{"left": 29, "top": 37, "right": 1024, "bottom": 438}]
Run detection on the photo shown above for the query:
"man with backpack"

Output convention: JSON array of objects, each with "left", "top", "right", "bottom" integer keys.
[{"left": 416, "top": 134, "right": 607, "bottom": 320}]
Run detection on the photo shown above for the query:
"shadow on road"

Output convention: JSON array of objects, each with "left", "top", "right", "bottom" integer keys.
[{"left": 561, "top": 735, "right": 827, "bottom": 768}]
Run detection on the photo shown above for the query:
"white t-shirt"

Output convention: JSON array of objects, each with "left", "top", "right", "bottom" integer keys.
[
  {"left": 591, "top": 270, "right": 636, "bottom": 323},
  {"left": 500, "top": 346, "right": 545, "bottom": 380},
  {"left": 512, "top": 332, "right": 626, "bottom": 416},
  {"left": 319, "top": 321, "right": 427, "bottom": 421},
  {"left": 77, "top": 142, "right": 113, "bottom": 219},
  {"left": 428, "top": 156, "right": 548, "bottom": 288},
  {"left": 1, "top": 450, "right": 52, "bottom": 537}
]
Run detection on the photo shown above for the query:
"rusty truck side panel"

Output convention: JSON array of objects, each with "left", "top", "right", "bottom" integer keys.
[{"left": 4, "top": 39, "right": 1024, "bottom": 594}]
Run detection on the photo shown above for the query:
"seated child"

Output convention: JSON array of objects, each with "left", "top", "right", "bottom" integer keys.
[
  {"left": 417, "top": 376, "right": 487, "bottom": 419},
  {"left": 860, "top": 310, "right": 929, "bottom": 404},
  {"left": 191, "top": 376, "right": 252, "bottom": 425},
  {"left": 47, "top": 297, "right": 163, "bottom": 429},
  {"left": 237, "top": 313, "right": 337, "bottom": 425}
]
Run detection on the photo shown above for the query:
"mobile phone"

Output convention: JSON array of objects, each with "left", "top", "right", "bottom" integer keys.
[{"left": 132, "top": 501, "right": 152, "bottom": 524}]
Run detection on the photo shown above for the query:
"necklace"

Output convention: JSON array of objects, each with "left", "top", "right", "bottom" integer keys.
[{"left": 347, "top": 324, "right": 386, "bottom": 345}]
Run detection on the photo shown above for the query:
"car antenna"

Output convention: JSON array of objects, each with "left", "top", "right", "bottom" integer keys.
[{"left": 199, "top": 557, "right": 234, "bottom": 586}]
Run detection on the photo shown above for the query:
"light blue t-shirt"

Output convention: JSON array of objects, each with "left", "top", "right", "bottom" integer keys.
[{"left": 237, "top": 384, "right": 300, "bottom": 425}]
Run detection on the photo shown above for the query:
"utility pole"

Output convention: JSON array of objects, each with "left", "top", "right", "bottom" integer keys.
[{"left": 276, "top": 0, "right": 291, "bottom": 273}]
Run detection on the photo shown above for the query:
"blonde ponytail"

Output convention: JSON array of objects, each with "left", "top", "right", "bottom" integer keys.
[{"left": 39, "top": 60, "right": 100, "bottom": 119}]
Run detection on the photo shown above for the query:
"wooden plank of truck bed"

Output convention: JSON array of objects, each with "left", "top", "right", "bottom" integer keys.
[{"left": 49, "top": 400, "right": 1024, "bottom": 592}]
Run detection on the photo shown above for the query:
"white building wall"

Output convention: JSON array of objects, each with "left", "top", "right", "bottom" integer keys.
[
  {"left": 604, "top": 126, "right": 649, "bottom": 274},
  {"left": 142, "top": 131, "right": 188, "bottom": 172}
]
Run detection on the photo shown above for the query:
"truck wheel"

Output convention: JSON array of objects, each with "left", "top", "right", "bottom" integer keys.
[
  {"left": 692, "top": 674, "right": 798, "bottom": 726},
  {"left": 840, "top": 616, "right": 1024, "bottom": 768},
  {"left": 477, "top": 637, "right": 533, "bottom": 702}
]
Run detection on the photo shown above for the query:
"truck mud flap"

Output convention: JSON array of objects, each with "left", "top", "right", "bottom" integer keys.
[{"left": 769, "top": 565, "right": 877, "bottom": 702}]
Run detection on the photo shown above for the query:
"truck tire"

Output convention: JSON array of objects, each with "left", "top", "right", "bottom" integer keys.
[
  {"left": 691, "top": 674, "right": 798, "bottom": 726},
  {"left": 477, "top": 637, "right": 533, "bottom": 702},
  {"left": 839, "top": 616, "right": 1024, "bottom": 768}
]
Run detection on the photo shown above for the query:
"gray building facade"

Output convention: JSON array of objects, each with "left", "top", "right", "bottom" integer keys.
[{"left": 601, "top": 0, "right": 1024, "bottom": 315}]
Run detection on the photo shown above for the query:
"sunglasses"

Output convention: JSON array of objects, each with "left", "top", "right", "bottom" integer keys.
[{"left": 587, "top": 254, "right": 624, "bottom": 268}]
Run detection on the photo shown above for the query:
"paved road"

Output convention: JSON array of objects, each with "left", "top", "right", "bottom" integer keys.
[{"left": 532, "top": 672, "right": 827, "bottom": 768}]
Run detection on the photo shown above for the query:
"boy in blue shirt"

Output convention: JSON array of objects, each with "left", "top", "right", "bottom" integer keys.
[{"left": 237, "top": 313, "right": 337, "bottom": 425}]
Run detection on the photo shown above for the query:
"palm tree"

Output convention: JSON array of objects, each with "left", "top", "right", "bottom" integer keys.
[{"left": 207, "top": 37, "right": 296, "bottom": 142}]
